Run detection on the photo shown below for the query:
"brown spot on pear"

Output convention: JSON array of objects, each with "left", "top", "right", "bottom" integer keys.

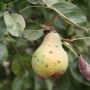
[{"left": 31, "top": 32, "right": 68, "bottom": 78}]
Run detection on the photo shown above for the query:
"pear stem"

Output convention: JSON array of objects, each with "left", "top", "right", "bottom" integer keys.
[{"left": 19, "top": 6, "right": 49, "bottom": 13}]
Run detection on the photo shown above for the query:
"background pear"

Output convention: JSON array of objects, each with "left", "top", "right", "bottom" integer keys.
[{"left": 32, "top": 32, "right": 68, "bottom": 78}]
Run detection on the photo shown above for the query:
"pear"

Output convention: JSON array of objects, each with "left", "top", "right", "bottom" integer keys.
[{"left": 31, "top": 32, "right": 68, "bottom": 78}]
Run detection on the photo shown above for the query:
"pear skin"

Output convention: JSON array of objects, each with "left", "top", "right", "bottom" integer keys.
[{"left": 32, "top": 32, "right": 68, "bottom": 78}]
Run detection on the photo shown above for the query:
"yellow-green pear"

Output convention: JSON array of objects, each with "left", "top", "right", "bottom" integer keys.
[{"left": 31, "top": 32, "right": 68, "bottom": 78}]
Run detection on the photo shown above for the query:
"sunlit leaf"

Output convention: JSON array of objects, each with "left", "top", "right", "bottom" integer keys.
[
  {"left": 22, "top": 22, "right": 43, "bottom": 41},
  {"left": 42, "top": 0, "right": 65, "bottom": 7},
  {"left": 51, "top": 2, "right": 87, "bottom": 30},
  {"left": 4, "top": 11, "right": 25, "bottom": 37},
  {"left": 45, "top": 79, "right": 53, "bottom": 90},
  {"left": 12, "top": 52, "right": 32, "bottom": 76}
]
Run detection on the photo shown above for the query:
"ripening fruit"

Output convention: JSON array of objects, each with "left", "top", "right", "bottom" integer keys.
[{"left": 31, "top": 32, "right": 68, "bottom": 78}]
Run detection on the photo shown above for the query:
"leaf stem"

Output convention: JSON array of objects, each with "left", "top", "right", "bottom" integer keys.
[
  {"left": 73, "top": 37, "right": 90, "bottom": 41},
  {"left": 62, "top": 42, "right": 78, "bottom": 57},
  {"left": 7, "top": 34, "right": 26, "bottom": 71},
  {"left": 6, "top": 0, "right": 18, "bottom": 5},
  {"left": 19, "top": 6, "right": 49, "bottom": 13},
  {"left": 31, "top": 41, "right": 36, "bottom": 47},
  {"left": 61, "top": 36, "right": 90, "bottom": 43},
  {"left": 47, "top": 14, "right": 59, "bottom": 26}
]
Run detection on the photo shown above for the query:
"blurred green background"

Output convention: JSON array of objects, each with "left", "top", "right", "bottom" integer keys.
[{"left": 0, "top": 0, "right": 90, "bottom": 90}]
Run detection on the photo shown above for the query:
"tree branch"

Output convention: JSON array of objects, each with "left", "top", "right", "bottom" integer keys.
[
  {"left": 6, "top": 7, "right": 16, "bottom": 13},
  {"left": 6, "top": 7, "right": 89, "bottom": 43},
  {"left": 47, "top": 14, "right": 59, "bottom": 26},
  {"left": 61, "top": 38, "right": 74, "bottom": 43}
]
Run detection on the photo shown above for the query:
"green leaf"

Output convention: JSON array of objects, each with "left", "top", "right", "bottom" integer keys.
[
  {"left": 45, "top": 79, "right": 53, "bottom": 90},
  {"left": 38, "top": 0, "right": 45, "bottom": 5},
  {"left": 62, "top": 42, "right": 70, "bottom": 51},
  {"left": 4, "top": 11, "right": 26, "bottom": 37},
  {"left": 53, "top": 73, "right": 70, "bottom": 90},
  {"left": 0, "top": 17, "right": 7, "bottom": 41},
  {"left": 27, "top": 0, "right": 38, "bottom": 4},
  {"left": 3, "top": 37, "right": 16, "bottom": 42},
  {"left": 12, "top": 52, "right": 32, "bottom": 76},
  {"left": 0, "top": 1, "right": 6, "bottom": 17},
  {"left": 0, "top": 0, "right": 16, "bottom": 4},
  {"left": 42, "top": 0, "right": 65, "bottom": 7},
  {"left": 0, "top": 66, "right": 7, "bottom": 82},
  {"left": 12, "top": 77, "right": 24, "bottom": 90},
  {"left": 22, "top": 22, "right": 43, "bottom": 41},
  {"left": 70, "top": 57, "right": 90, "bottom": 86},
  {"left": 34, "top": 76, "right": 42, "bottom": 90},
  {"left": 0, "top": 43, "right": 8, "bottom": 64},
  {"left": 51, "top": 2, "right": 87, "bottom": 30}
]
